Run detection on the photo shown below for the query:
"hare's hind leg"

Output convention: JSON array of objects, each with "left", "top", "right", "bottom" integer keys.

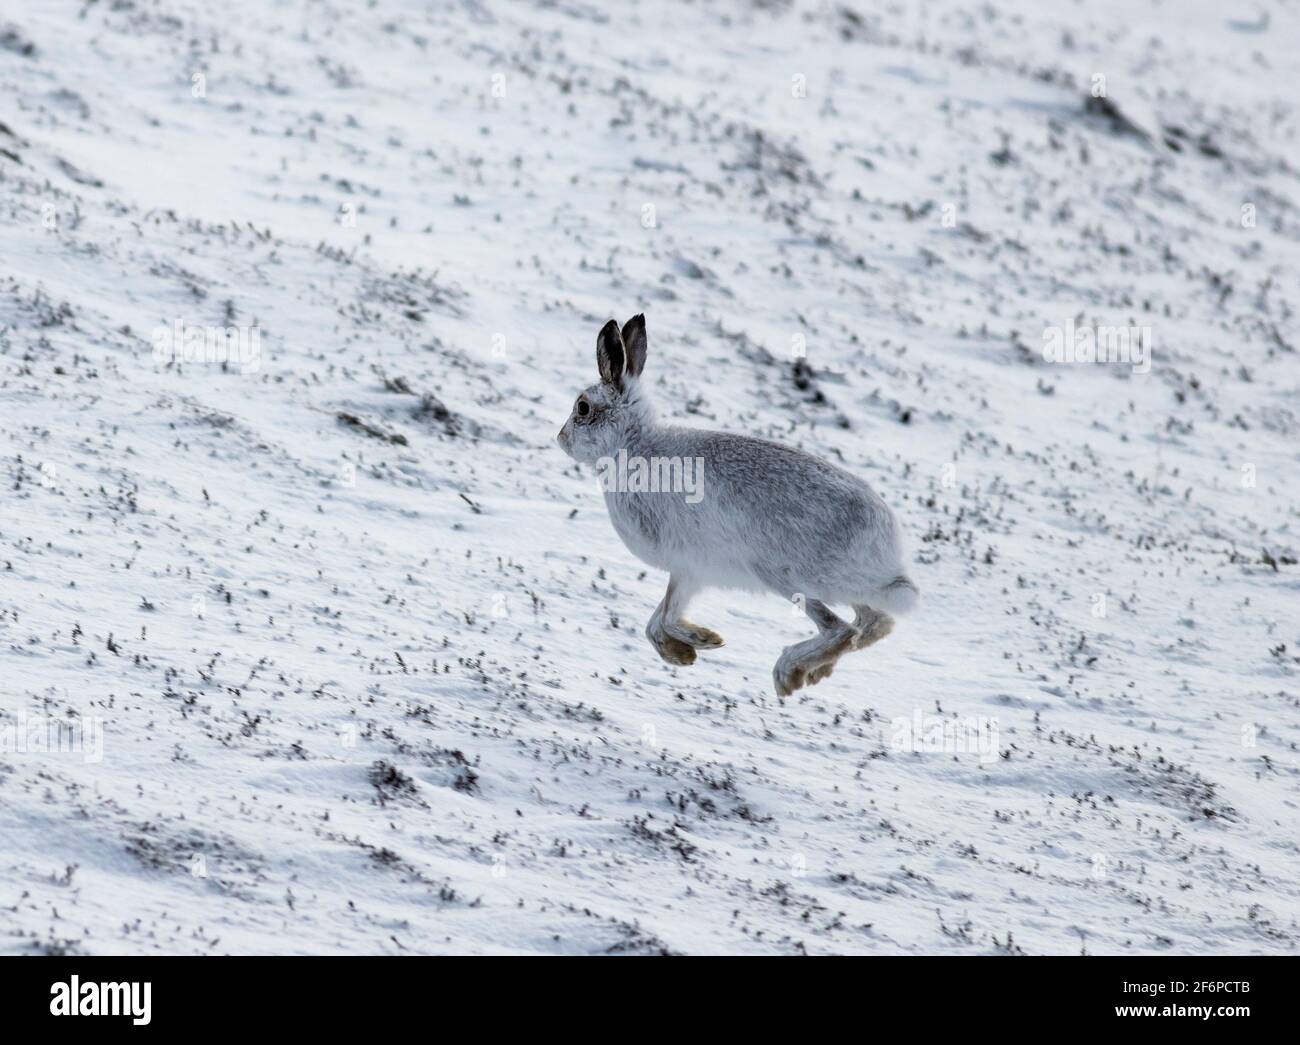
[
  {"left": 647, "top": 575, "right": 724, "bottom": 667},
  {"left": 774, "top": 599, "right": 855, "bottom": 696},
  {"left": 851, "top": 605, "right": 894, "bottom": 650}
]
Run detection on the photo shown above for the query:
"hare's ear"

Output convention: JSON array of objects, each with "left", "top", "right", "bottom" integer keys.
[
  {"left": 596, "top": 319, "right": 625, "bottom": 387},
  {"left": 621, "top": 314, "right": 647, "bottom": 378}
]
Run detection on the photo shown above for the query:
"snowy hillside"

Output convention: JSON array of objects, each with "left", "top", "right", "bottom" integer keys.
[{"left": 1, "top": 0, "right": 1298, "bottom": 955}]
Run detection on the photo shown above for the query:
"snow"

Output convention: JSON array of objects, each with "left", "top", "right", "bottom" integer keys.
[{"left": 1, "top": 0, "right": 1297, "bottom": 955}]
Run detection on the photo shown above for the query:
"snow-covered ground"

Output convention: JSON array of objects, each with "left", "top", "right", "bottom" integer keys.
[{"left": 1, "top": 0, "right": 1298, "bottom": 955}]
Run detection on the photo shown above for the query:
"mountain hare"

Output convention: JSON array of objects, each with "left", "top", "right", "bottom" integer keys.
[{"left": 557, "top": 315, "right": 917, "bottom": 696}]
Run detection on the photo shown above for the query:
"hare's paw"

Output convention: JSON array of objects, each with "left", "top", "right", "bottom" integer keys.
[
  {"left": 648, "top": 626, "right": 697, "bottom": 666},
  {"left": 774, "top": 628, "right": 853, "bottom": 696},
  {"left": 775, "top": 654, "right": 836, "bottom": 696},
  {"left": 657, "top": 636, "right": 697, "bottom": 666},
  {"left": 773, "top": 657, "right": 807, "bottom": 697},
  {"left": 666, "top": 619, "right": 724, "bottom": 650},
  {"left": 807, "top": 661, "right": 836, "bottom": 685},
  {"left": 773, "top": 642, "right": 815, "bottom": 696}
]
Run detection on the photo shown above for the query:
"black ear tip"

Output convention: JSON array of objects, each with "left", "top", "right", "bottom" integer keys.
[{"left": 596, "top": 319, "right": 626, "bottom": 385}]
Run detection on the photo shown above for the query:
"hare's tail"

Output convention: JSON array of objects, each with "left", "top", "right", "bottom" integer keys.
[{"left": 871, "top": 575, "right": 919, "bottom": 616}]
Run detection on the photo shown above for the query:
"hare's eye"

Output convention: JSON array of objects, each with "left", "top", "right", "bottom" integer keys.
[{"left": 576, "top": 399, "right": 590, "bottom": 418}]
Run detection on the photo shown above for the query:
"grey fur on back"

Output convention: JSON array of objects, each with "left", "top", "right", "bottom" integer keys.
[{"left": 610, "top": 424, "right": 907, "bottom": 605}]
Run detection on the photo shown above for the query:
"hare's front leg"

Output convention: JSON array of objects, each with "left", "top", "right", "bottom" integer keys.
[{"left": 646, "top": 575, "right": 724, "bottom": 666}]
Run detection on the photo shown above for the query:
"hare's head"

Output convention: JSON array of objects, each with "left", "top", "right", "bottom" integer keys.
[{"left": 556, "top": 314, "right": 651, "bottom": 464}]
